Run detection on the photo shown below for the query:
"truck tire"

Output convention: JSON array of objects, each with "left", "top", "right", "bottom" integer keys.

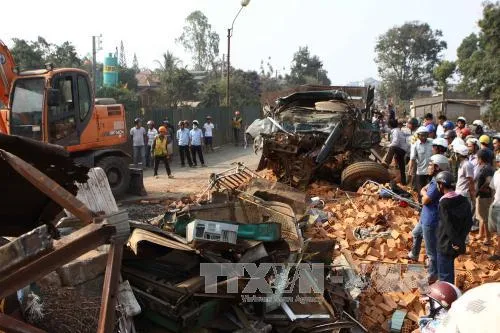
[
  {"left": 96, "top": 156, "right": 130, "bottom": 197},
  {"left": 341, "top": 161, "right": 390, "bottom": 191}
]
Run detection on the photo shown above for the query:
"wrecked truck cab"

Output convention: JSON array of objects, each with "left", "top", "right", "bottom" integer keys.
[{"left": 257, "top": 87, "right": 389, "bottom": 190}]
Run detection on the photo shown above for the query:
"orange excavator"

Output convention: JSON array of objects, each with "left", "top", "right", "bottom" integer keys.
[{"left": 0, "top": 39, "right": 141, "bottom": 196}]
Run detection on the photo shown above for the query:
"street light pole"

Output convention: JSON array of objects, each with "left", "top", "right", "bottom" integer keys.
[{"left": 226, "top": 0, "right": 250, "bottom": 107}]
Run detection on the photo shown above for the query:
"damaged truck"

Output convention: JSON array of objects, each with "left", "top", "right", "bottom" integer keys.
[{"left": 253, "top": 86, "right": 390, "bottom": 190}]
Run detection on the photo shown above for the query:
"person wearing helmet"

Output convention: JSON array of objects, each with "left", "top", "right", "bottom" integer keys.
[
  {"left": 145, "top": 121, "right": 158, "bottom": 168},
  {"left": 436, "top": 115, "right": 447, "bottom": 138},
  {"left": 409, "top": 126, "right": 433, "bottom": 196},
  {"left": 475, "top": 149, "right": 495, "bottom": 245},
  {"left": 151, "top": 126, "right": 174, "bottom": 179},
  {"left": 130, "top": 118, "right": 147, "bottom": 168},
  {"left": 436, "top": 282, "right": 500, "bottom": 333},
  {"left": 455, "top": 116, "right": 466, "bottom": 136},
  {"left": 436, "top": 170, "right": 473, "bottom": 283},
  {"left": 454, "top": 144, "right": 476, "bottom": 201},
  {"left": 472, "top": 119, "right": 485, "bottom": 136},
  {"left": 488, "top": 154, "right": 500, "bottom": 261},
  {"left": 408, "top": 155, "right": 449, "bottom": 284},
  {"left": 176, "top": 121, "right": 193, "bottom": 167},
  {"left": 432, "top": 138, "right": 448, "bottom": 155},
  {"left": 189, "top": 120, "right": 206, "bottom": 167},
  {"left": 424, "top": 113, "right": 436, "bottom": 138},
  {"left": 160, "top": 119, "right": 174, "bottom": 161},
  {"left": 232, "top": 111, "right": 243, "bottom": 146},
  {"left": 382, "top": 119, "right": 409, "bottom": 184},
  {"left": 479, "top": 134, "right": 492, "bottom": 152},
  {"left": 418, "top": 281, "right": 462, "bottom": 332},
  {"left": 203, "top": 116, "right": 215, "bottom": 152}
]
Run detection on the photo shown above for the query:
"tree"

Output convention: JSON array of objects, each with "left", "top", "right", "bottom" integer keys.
[
  {"left": 199, "top": 81, "right": 222, "bottom": 107},
  {"left": 10, "top": 38, "right": 44, "bottom": 69},
  {"left": 96, "top": 86, "right": 138, "bottom": 112},
  {"left": 433, "top": 60, "right": 456, "bottom": 94},
  {"left": 119, "top": 41, "right": 127, "bottom": 68},
  {"left": 456, "top": 2, "right": 500, "bottom": 119},
  {"left": 176, "top": 10, "right": 220, "bottom": 71},
  {"left": 154, "top": 50, "right": 197, "bottom": 108},
  {"left": 119, "top": 67, "right": 138, "bottom": 90},
  {"left": 287, "top": 46, "right": 331, "bottom": 86},
  {"left": 10, "top": 37, "right": 81, "bottom": 69},
  {"left": 132, "top": 53, "right": 139, "bottom": 73},
  {"left": 375, "top": 22, "right": 447, "bottom": 101},
  {"left": 259, "top": 56, "right": 285, "bottom": 93}
]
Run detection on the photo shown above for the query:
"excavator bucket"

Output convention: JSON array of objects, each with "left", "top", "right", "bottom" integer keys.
[
  {"left": 0, "top": 40, "right": 16, "bottom": 107},
  {"left": 128, "top": 167, "right": 147, "bottom": 196}
]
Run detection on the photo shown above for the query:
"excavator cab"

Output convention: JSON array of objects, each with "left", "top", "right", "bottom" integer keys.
[{"left": 0, "top": 40, "right": 144, "bottom": 197}]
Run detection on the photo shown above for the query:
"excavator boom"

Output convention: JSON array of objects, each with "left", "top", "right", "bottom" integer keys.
[{"left": 0, "top": 40, "right": 17, "bottom": 107}]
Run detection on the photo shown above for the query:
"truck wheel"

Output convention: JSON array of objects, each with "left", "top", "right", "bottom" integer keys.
[
  {"left": 341, "top": 161, "right": 390, "bottom": 191},
  {"left": 96, "top": 156, "right": 130, "bottom": 197}
]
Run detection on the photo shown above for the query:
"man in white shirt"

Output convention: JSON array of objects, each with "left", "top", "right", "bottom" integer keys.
[
  {"left": 203, "top": 116, "right": 215, "bottom": 152},
  {"left": 383, "top": 119, "right": 409, "bottom": 184},
  {"left": 189, "top": 120, "right": 206, "bottom": 167},
  {"left": 146, "top": 120, "right": 158, "bottom": 168},
  {"left": 436, "top": 115, "right": 447, "bottom": 138},
  {"left": 176, "top": 121, "right": 193, "bottom": 167},
  {"left": 409, "top": 126, "right": 433, "bottom": 197},
  {"left": 130, "top": 118, "right": 147, "bottom": 168},
  {"left": 454, "top": 144, "right": 476, "bottom": 199},
  {"left": 488, "top": 154, "right": 500, "bottom": 260}
]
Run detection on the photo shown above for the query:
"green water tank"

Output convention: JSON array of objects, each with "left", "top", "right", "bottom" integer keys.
[{"left": 103, "top": 53, "right": 118, "bottom": 87}]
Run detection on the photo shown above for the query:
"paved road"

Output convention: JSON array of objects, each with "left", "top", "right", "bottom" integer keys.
[{"left": 142, "top": 145, "right": 261, "bottom": 197}]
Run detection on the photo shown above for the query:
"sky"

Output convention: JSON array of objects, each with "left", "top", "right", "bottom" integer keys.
[{"left": 2, "top": 0, "right": 486, "bottom": 85}]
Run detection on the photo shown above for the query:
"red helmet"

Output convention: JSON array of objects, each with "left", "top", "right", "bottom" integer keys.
[
  {"left": 460, "top": 127, "right": 471, "bottom": 137},
  {"left": 426, "top": 281, "right": 462, "bottom": 309},
  {"left": 235, "top": 111, "right": 240, "bottom": 115}
]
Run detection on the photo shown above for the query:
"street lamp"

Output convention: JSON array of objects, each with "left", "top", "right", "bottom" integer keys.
[{"left": 226, "top": 0, "right": 250, "bottom": 107}]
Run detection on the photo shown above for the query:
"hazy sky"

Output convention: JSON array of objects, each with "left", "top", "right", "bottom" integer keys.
[{"left": 2, "top": 0, "right": 485, "bottom": 84}]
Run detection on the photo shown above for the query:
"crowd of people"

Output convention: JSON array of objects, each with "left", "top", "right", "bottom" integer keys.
[
  {"left": 380, "top": 112, "right": 500, "bottom": 283},
  {"left": 128, "top": 111, "right": 246, "bottom": 178},
  {"left": 379, "top": 112, "right": 500, "bottom": 332}
]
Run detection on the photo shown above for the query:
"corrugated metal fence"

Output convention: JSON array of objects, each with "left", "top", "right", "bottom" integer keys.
[{"left": 125, "top": 106, "right": 261, "bottom": 153}]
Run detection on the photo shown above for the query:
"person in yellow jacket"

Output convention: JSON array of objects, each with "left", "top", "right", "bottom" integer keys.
[
  {"left": 151, "top": 126, "right": 174, "bottom": 179},
  {"left": 232, "top": 110, "right": 243, "bottom": 146}
]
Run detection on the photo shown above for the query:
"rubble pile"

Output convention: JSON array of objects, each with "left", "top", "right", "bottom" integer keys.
[{"left": 304, "top": 181, "right": 499, "bottom": 332}]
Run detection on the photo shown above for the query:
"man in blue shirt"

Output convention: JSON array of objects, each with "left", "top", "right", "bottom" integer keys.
[
  {"left": 176, "top": 121, "right": 193, "bottom": 167},
  {"left": 409, "top": 154, "right": 450, "bottom": 283},
  {"left": 189, "top": 120, "right": 206, "bottom": 167}
]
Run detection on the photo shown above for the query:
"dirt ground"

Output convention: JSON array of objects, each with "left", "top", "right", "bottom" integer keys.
[{"left": 141, "top": 144, "right": 261, "bottom": 197}]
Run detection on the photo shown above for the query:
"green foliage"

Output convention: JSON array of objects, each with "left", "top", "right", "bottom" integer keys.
[
  {"left": 433, "top": 60, "right": 456, "bottom": 93},
  {"left": 287, "top": 46, "right": 330, "bottom": 86},
  {"left": 118, "top": 67, "right": 138, "bottom": 90},
  {"left": 199, "top": 81, "right": 222, "bottom": 107},
  {"left": 96, "top": 86, "right": 139, "bottom": 112},
  {"left": 119, "top": 41, "right": 127, "bottom": 68},
  {"left": 132, "top": 53, "right": 139, "bottom": 73},
  {"left": 10, "top": 37, "right": 81, "bottom": 69},
  {"left": 456, "top": 2, "right": 500, "bottom": 119},
  {"left": 260, "top": 56, "right": 286, "bottom": 93},
  {"left": 375, "top": 21, "right": 447, "bottom": 101},
  {"left": 176, "top": 11, "right": 220, "bottom": 71}
]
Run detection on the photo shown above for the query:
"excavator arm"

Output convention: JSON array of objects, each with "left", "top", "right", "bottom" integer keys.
[
  {"left": 0, "top": 40, "right": 17, "bottom": 134},
  {"left": 0, "top": 40, "right": 17, "bottom": 107}
]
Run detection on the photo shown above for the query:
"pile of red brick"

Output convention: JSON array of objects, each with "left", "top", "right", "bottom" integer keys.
[{"left": 306, "top": 181, "right": 499, "bottom": 332}]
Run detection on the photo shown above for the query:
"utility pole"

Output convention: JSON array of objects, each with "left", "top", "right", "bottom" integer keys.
[
  {"left": 226, "top": 29, "right": 231, "bottom": 107},
  {"left": 91, "top": 34, "right": 102, "bottom": 94},
  {"left": 92, "top": 36, "right": 96, "bottom": 94}
]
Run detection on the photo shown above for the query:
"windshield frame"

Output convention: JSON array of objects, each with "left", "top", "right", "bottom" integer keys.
[{"left": 9, "top": 77, "right": 46, "bottom": 140}]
